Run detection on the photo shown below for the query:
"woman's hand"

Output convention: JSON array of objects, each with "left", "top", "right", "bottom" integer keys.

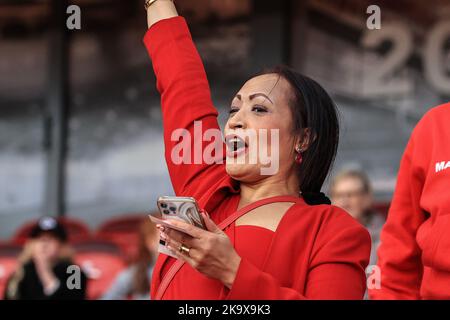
[
  {"left": 158, "top": 212, "right": 241, "bottom": 289},
  {"left": 34, "top": 260, "right": 59, "bottom": 295},
  {"left": 146, "top": 0, "right": 178, "bottom": 29},
  {"left": 30, "top": 242, "right": 60, "bottom": 294},
  {"left": 30, "top": 241, "right": 52, "bottom": 270}
]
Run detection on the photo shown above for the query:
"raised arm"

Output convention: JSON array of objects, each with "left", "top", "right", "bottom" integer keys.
[{"left": 144, "top": 2, "right": 230, "bottom": 203}]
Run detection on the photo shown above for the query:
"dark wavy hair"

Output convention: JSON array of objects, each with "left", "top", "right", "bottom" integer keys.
[{"left": 258, "top": 65, "right": 340, "bottom": 205}]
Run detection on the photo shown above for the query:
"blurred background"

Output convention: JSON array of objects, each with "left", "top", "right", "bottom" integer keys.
[{"left": 0, "top": 0, "right": 449, "bottom": 299}]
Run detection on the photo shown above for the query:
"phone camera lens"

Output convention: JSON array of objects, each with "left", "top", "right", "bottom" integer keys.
[
  {"left": 169, "top": 206, "right": 176, "bottom": 212},
  {"left": 163, "top": 209, "right": 170, "bottom": 215},
  {"left": 160, "top": 203, "right": 167, "bottom": 208}
]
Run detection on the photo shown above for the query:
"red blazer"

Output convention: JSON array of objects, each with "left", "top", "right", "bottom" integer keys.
[
  {"left": 370, "top": 103, "right": 450, "bottom": 300},
  {"left": 143, "top": 16, "right": 371, "bottom": 300}
]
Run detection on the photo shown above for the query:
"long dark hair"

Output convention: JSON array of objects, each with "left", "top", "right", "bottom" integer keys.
[{"left": 259, "top": 65, "right": 340, "bottom": 205}]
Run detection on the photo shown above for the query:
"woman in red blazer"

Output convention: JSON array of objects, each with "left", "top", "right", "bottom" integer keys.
[{"left": 144, "top": 0, "right": 370, "bottom": 300}]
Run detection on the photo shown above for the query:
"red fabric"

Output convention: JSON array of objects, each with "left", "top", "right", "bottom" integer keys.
[
  {"left": 143, "top": 16, "right": 371, "bottom": 300},
  {"left": 369, "top": 103, "right": 450, "bottom": 300},
  {"left": 235, "top": 225, "right": 274, "bottom": 268}
]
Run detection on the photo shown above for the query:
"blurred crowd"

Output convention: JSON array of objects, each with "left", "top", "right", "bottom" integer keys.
[
  {"left": 0, "top": 214, "right": 159, "bottom": 300},
  {"left": 0, "top": 168, "right": 387, "bottom": 300}
]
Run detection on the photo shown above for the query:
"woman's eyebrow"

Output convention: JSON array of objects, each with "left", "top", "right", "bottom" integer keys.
[
  {"left": 249, "top": 93, "right": 273, "bottom": 104},
  {"left": 234, "top": 93, "right": 273, "bottom": 104}
]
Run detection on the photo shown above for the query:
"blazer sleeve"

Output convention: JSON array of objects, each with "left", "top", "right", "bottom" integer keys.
[
  {"left": 143, "top": 17, "right": 228, "bottom": 199},
  {"left": 369, "top": 116, "right": 430, "bottom": 300},
  {"left": 304, "top": 222, "right": 371, "bottom": 299},
  {"left": 222, "top": 215, "right": 371, "bottom": 300}
]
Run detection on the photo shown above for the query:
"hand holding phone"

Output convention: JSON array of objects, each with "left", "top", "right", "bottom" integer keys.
[{"left": 149, "top": 196, "right": 205, "bottom": 258}]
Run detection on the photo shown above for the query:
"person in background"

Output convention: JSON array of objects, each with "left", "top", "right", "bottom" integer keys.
[
  {"left": 4, "top": 216, "right": 87, "bottom": 300},
  {"left": 370, "top": 103, "right": 450, "bottom": 300},
  {"left": 101, "top": 218, "right": 159, "bottom": 300},
  {"left": 330, "top": 169, "right": 385, "bottom": 267}
]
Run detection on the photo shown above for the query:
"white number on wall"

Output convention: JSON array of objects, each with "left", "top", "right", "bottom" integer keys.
[
  {"left": 361, "top": 23, "right": 413, "bottom": 97},
  {"left": 361, "top": 19, "right": 450, "bottom": 98},
  {"left": 424, "top": 20, "right": 450, "bottom": 95}
]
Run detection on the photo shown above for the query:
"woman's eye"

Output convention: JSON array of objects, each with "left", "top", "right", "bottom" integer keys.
[
  {"left": 229, "top": 107, "right": 239, "bottom": 115},
  {"left": 252, "top": 105, "right": 267, "bottom": 113}
]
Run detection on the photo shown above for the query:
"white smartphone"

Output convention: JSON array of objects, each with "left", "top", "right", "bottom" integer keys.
[
  {"left": 152, "top": 196, "right": 206, "bottom": 229},
  {"left": 149, "top": 196, "right": 206, "bottom": 258}
]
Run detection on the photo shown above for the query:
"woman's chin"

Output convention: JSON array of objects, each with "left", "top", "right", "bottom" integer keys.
[{"left": 225, "top": 162, "right": 260, "bottom": 181}]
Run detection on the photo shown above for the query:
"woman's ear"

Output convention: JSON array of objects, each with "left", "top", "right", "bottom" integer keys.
[{"left": 297, "top": 128, "right": 316, "bottom": 152}]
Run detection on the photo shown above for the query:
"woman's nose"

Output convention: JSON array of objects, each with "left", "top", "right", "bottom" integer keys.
[
  {"left": 228, "top": 110, "right": 246, "bottom": 130},
  {"left": 229, "top": 121, "right": 244, "bottom": 129}
]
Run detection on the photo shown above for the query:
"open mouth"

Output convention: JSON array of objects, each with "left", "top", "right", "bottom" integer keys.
[{"left": 225, "top": 134, "right": 248, "bottom": 157}]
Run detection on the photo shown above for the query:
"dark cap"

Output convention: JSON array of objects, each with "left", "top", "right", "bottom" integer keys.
[{"left": 30, "top": 216, "right": 68, "bottom": 242}]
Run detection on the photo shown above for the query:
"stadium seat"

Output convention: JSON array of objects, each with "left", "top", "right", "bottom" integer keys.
[
  {"left": 96, "top": 214, "right": 145, "bottom": 234},
  {"left": 0, "top": 242, "right": 22, "bottom": 299},
  {"left": 12, "top": 217, "right": 91, "bottom": 245},
  {"left": 95, "top": 214, "right": 147, "bottom": 262},
  {"left": 73, "top": 239, "right": 127, "bottom": 300}
]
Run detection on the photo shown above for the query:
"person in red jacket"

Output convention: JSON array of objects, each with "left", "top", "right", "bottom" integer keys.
[
  {"left": 144, "top": 0, "right": 370, "bottom": 300},
  {"left": 369, "top": 102, "right": 450, "bottom": 300}
]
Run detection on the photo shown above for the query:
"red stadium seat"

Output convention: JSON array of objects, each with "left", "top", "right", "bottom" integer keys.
[
  {"left": 95, "top": 214, "right": 147, "bottom": 261},
  {"left": 97, "top": 215, "right": 145, "bottom": 233},
  {"left": 12, "top": 217, "right": 91, "bottom": 245},
  {"left": 73, "top": 239, "right": 127, "bottom": 300},
  {"left": 0, "top": 243, "right": 22, "bottom": 299},
  {"left": 95, "top": 233, "right": 139, "bottom": 263}
]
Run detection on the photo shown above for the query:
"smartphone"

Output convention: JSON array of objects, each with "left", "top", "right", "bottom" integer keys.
[
  {"left": 149, "top": 196, "right": 205, "bottom": 258},
  {"left": 154, "top": 196, "right": 205, "bottom": 229}
]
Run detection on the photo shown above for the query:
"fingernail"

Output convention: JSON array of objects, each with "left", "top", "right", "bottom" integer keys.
[
  {"left": 201, "top": 211, "right": 209, "bottom": 219},
  {"left": 160, "top": 232, "right": 167, "bottom": 239}
]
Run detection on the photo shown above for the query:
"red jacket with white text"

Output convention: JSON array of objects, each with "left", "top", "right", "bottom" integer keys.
[{"left": 369, "top": 102, "right": 450, "bottom": 299}]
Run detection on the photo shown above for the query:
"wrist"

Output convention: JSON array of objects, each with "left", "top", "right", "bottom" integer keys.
[
  {"left": 43, "top": 278, "right": 60, "bottom": 296},
  {"left": 146, "top": 0, "right": 178, "bottom": 29},
  {"left": 223, "top": 254, "right": 241, "bottom": 289}
]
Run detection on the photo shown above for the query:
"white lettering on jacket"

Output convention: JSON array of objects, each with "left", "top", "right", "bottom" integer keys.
[{"left": 435, "top": 161, "right": 450, "bottom": 173}]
